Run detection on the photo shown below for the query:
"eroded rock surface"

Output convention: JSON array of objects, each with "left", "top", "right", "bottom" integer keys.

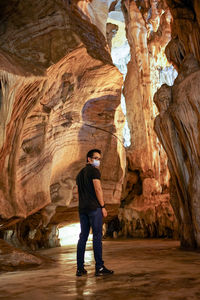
[
  {"left": 0, "top": 0, "right": 113, "bottom": 76},
  {"left": 154, "top": 54, "right": 200, "bottom": 248},
  {"left": 115, "top": 0, "right": 178, "bottom": 238},
  {"left": 154, "top": 0, "right": 200, "bottom": 248},
  {"left": 0, "top": 0, "right": 125, "bottom": 249},
  {"left": 1, "top": 0, "right": 199, "bottom": 251},
  {"left": 165, "top": 0, "right": 200, "bottom": 69},
  {"left": 0, "top": 239, "right": 44, "bottom": 271}
]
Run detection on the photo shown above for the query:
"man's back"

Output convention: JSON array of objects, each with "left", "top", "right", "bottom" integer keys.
[{"left": 76, "top": 164, "right": 101, "bottom": 213}]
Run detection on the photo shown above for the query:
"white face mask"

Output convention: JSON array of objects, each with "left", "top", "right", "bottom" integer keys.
[{"left": 92, "top": 159, "right": 100, "bottom": 167}]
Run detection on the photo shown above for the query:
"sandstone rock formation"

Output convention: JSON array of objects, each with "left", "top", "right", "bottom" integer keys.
[
  {"left": 122, "top": 0, "right": 172, "bottom": 181},
  {"left": 154, "top": 0, "right": 200, "bottom": 248},
  {"left": 165, "top": 0, "right": 200, "bottom": 69},
  {"left": 154, "top": 55, "right": 200, "bottom": 248},
  {"left": 1, "top": 0, "right": 199, "bottom": 252},
  {"left": 115, "top": 0, "right": 178, "bottom": 238},
  {"left": 0, "top": 239, "right": 44, "bottom": 271},
  {"left": 0, "top": 0, "right": 125, "bottom": 249}
]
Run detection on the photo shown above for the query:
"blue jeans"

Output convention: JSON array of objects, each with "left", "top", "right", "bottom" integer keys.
[{"left": 77, "top": 208, "right": 104, "bottom": 270}]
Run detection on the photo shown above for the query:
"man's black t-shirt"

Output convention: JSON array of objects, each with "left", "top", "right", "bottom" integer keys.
[{"left": 76, "top": 164, "right": 101, "bottom": 213}]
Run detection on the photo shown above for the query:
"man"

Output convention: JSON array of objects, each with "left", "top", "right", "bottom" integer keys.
[{"left": 76, "top": 149, "right": 114, "bottom": 276}]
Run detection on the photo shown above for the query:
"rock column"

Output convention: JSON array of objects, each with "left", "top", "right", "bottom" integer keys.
[{"left": 154, "top": 0, "right": 200, "bottom": 248}]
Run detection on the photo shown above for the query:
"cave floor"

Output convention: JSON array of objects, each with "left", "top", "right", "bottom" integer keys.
[{"left": 1, "top": 239, "right": 200, "bottom": 300}]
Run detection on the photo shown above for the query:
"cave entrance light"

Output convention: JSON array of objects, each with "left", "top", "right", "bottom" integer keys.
[{"left": 58, "top": 223, "right": 93, "bottom": 246}]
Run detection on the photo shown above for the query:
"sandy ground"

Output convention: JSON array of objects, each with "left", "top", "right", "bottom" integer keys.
[{"left": 1, "top": 239, "right": 200, "bottom": 300}]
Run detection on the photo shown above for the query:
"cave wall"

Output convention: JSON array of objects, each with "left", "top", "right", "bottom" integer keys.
[
  {"left": 154, "top": 0, "right": 200, "bottom": 248},
  {"left": 0, "top": 0, "right": 125, "bottom": 249}
]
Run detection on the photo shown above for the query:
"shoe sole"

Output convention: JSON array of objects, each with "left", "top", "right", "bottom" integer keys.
[{"left": 76, "top": 271, "right": 87, "bottom": 277}]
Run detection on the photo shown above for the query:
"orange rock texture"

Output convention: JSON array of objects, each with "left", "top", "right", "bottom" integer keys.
[
  {"left": 0, "top": 0, "right": 199, "bottom": 250},
  {"left": 0, "top": 0, "right": 125, "bottom": 248},
  {"left": 154, "top": 0, "right": 200, "bottom": 248},
  {"left": 0, "top": 239, "right": 45, "bottom": 271},
  {"left": 117, "top": 0, "right": 178, "bottom": 239}
]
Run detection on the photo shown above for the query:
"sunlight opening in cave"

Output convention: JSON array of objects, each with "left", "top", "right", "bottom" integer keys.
[
  {"left": 108, "top": 1, "right": 178, "bottom": 146},
  {"left": 108, "top": 3, "right": 131, "bottom": 148},
  {"left": 159, "top": 65, "right": 178, "bottom": 86},
  {"left": 58, "top": 223, "right": 93, "bottom": 246}
]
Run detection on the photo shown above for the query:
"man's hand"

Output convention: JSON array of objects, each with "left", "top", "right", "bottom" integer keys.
[{"left": 102, "top": 207, "right": 107, "bottom": 218}]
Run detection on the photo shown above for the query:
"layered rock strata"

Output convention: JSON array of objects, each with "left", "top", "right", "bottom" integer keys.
[{"left": 0, "top": 0, "right": 125, "bottom": 249}]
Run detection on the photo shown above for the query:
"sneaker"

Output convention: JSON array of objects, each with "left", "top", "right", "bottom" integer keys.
[
  {"left": 76, "top": 268, "right": 87, "bottom": 277},
  {"left": 95, "top": 265, "right": 114, "bottom": 276}
]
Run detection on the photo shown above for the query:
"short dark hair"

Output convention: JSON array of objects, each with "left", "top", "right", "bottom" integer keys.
[{"left": 86, "top": 149, "right": 101, "bottom": 162}]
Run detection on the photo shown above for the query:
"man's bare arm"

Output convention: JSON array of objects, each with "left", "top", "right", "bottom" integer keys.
[{"left": 93, "top": 179, "right": 107, "bottom": 217}]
